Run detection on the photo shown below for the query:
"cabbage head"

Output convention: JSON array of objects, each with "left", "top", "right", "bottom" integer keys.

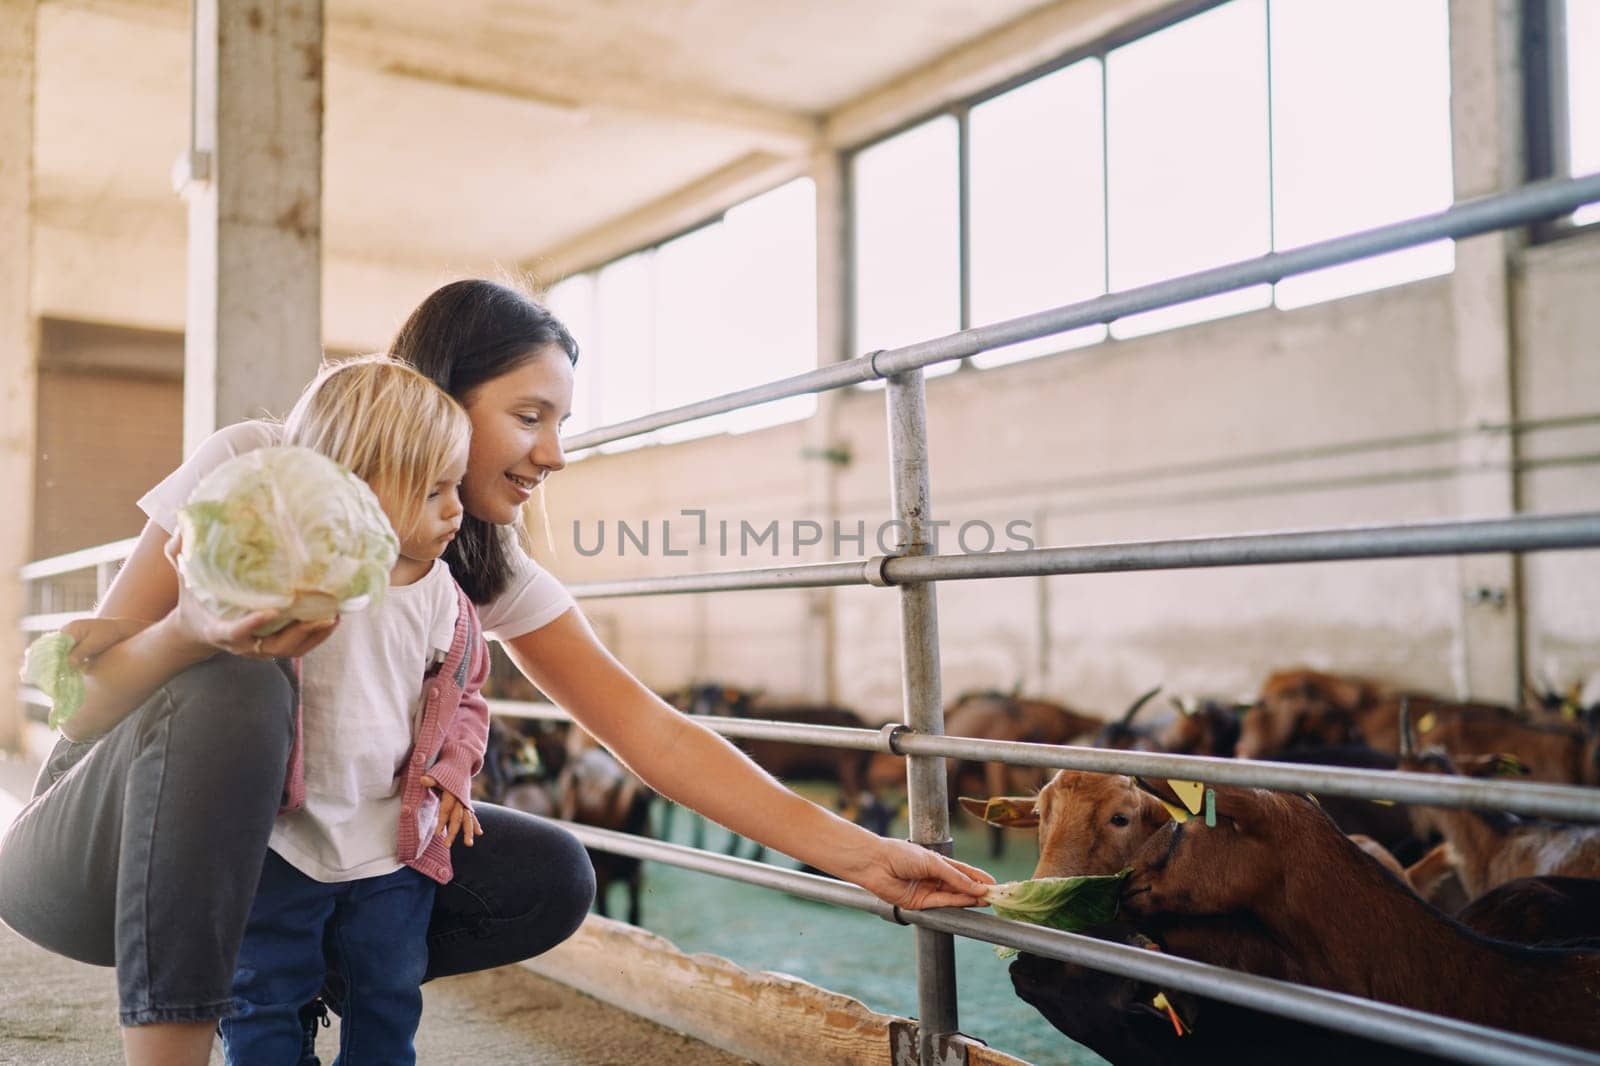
[
  {"left": 177, "top": 446, "right": 397, "bottom": 632},
  {"left": 21, "top": 632, "right": 83, "bottom": 729}
]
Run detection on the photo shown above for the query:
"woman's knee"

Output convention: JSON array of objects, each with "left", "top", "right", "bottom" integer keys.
[{"left": 161, "top": 656, "right": 295, "bottom": 752}]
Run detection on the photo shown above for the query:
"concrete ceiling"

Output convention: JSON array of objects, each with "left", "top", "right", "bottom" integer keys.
[{"left": 29, "top": 0, "right": 1099, "bottom": 346}]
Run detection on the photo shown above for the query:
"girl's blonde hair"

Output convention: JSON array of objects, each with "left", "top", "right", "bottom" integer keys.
[{"left": 284, "top": 354, "right": 470, "bottom": 539}]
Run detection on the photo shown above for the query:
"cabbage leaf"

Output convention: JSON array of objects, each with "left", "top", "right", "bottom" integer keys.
[
  {"left": 984, "top": 869, "right": 1129, "bottom": 958},
  {"left": 22, "top": 632, "right": 84, "bottom": 729}
]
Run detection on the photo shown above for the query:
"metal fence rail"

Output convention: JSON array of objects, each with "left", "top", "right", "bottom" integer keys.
[
  {"left": 564, "top": 171, "right": 1600, "bottom": 452},
  {"left": 566, "top": 511, "right": 1600, "bottom": 600},
  {"left": 488, "top": 701, "right": 1600, "bottom": 822},
  {"left": 17, "top": 172, "right": 1600, "bottom": 1065}
]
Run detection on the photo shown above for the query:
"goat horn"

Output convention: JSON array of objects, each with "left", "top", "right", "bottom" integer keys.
[
  {"left": 1121, "top": 685, "right": 1163, "bottom": 725},
  {"left": 1398, "top": 696, "right": 1415, "bottom": 758}
]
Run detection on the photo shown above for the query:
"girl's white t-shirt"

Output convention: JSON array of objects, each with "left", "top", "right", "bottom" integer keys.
[
  {"left": 271, "top": 557, "right": 457, "bottom": 881},
  {"left": 136, "top": 420, "right": 579, "bottom": 880}
]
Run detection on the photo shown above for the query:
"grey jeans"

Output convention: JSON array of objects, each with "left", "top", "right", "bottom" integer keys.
[
  {"left": 0, "top": 654, "right": 596, "bottom": 1027},
  {"left": 0, "top": 655, "right": 296, "bottom": 1025}
]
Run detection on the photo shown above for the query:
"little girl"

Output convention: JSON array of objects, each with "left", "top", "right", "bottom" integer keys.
[{"left": 211, "top": 357, "right": 490, "bottom": 1064}]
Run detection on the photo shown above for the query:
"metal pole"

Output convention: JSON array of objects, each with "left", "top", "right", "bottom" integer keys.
[
  {"left": 569, "top": 511, "right": 1600, "bottom": 600},
  {"left": 884, "top": 367, "right": 958, "bottom": 1064}
]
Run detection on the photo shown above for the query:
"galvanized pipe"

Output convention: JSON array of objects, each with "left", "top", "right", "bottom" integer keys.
[
  {"left": 562, "top": 173, "right": 1600, "bottom": 452},
  {"left": 567, "top": 511, "right": 1600, "bottom": 600},
  {"left": 884, "top": 368, "right": 960, "bottom": 1065},
  {"left": 485, "top": 701, "right": 1600, "bottom": 821},
  {"left": 566, "top": 824, "right": 1600, "bottom": 1066}
]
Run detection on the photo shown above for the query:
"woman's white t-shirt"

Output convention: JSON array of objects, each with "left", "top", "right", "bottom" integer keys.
[{"left": 137, "top": 420, "right": 577, "bottom": 881}]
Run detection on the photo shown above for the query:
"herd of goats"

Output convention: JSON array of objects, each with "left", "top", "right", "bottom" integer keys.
[{"left": 474, "top": 669, "right": 1600, "bottom": 1063}]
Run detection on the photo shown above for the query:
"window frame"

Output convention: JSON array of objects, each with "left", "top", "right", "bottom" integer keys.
[
  {"left": 543, "top": 176, "right": 821, "bottom": 450},
  {"left": 1523, "top": 0, "right": 1596, "bottom": 243},
  {"left": 844, "top": 0, "right": 1465, "bottom": 370}
]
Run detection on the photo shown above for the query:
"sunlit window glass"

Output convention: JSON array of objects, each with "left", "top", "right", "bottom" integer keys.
[
  {"left": 970, "top": 59, "right": 1108, "bottom": 369},
  {"left": 713, "top": 177, "right": 818, "bottom": 432},
  {"left": 651, "top": 179, "right": 818, "bottom": 441},
  {"left": 853, "top": 116, "right": 960, "bottom": 377},
  {"left": 593, "top": 251, "right": 656, "bottom": 450},
  {"left": 1569, "top": 0, "right": 1600, "bottom": 225},
  {"left": 1270, "top": 0, "right": 1453, "bottom": 309},
  {"left": 544, "top": 274, "right": 597, "bottom": 442},
  {"left": 653, "top": 222, "right": 732, "bottom": 443},
  {"left": 1107, "top": 0, "right": 1271, "bottom": 338}
]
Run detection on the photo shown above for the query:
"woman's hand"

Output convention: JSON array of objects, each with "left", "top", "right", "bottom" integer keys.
[
  {"left": 836, "top": 836, "right": 996, "bottom": 911},
  {"left": 163, "top": 531, "right": 339, "bottom": 659},
  {"left": 60, "top": 617, "right": 153, "bottom": 667},
  {"left": 423, "top": 776, "right": 484, "bottom": 848}
]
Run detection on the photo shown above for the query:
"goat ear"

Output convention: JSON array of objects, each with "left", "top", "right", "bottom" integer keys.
[{"left": 959, "top": 795, "right": 1038, "bottom": 828}]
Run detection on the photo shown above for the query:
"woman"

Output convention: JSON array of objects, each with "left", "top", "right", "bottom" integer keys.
[{"left": 0, "top": 280, "right": 993, "bottom": 1065}]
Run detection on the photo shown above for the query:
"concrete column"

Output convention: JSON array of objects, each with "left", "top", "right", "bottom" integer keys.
[
  {"left": 183, "top": 0, "right": 324, "bottom": 453},
  {"left": 807, "top": 147, "right": 848, "bottom": 704},
  {"left": 1, "top": 0, "right": 38, "bottom": 753},
  {"left": 1447, "top": 0, "right": 1525, "bottom": 703}
]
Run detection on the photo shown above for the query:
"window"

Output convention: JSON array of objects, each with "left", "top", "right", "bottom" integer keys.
[
  {"left": 1567, "top": 0, "right": 1599, "bottom": 225},
  {"left": 1269, "top": 0, "right": 1453, "bottom": 308},
  {"left": 850, "top": 0, "right": 1457, "bottom": 366},
  {"left": 544, "top": 178, "right": 818, "bottom": 452},
  {"left": 1107, "top": 0, "right": 1271, "bottom": 337},
  {"left": 852, "top": 117, "right": 961, "bottom": 377},
  {"left": 969, "top": 60, "right": 1107, "bottom": 368}
]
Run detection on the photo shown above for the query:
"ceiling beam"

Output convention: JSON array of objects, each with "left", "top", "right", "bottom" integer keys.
[
  {"left": 825, "top": 0, "right": 1196, "bottom": 149},
  {"left": 48, "top": 0, "right": 820, "bottom": 151}
]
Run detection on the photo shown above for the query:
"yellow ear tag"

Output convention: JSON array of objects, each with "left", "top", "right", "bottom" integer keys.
[
  {"left": 1369, "top": 798, "right": 1396, "bottom": 807},
  {"left": 1152, "top": 993, "right": 1187, "bottom": 1037},
  {"left": 1417, "top": 711, "right": 1438, "bottom": 734},
  {"left": 1168, "top": 779, "right": 1205, "bottom": 815},
  {"left": 1156, "top": 798, "right": 1191, "bottom": 823}
]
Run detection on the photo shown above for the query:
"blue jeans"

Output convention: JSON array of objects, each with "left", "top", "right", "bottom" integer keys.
[{"left": 222, "top": 852, "right": 435, "bottom": 1066}]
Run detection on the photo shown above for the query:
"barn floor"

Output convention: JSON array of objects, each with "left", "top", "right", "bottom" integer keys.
[{"left": 0, "top": 750, "right": 751, "bottom": 1066}]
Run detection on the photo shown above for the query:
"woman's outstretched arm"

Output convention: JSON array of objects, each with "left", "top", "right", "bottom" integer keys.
[
  {"left": 502, "top": 609, "right": 995, "bottom": 909},
  {"left": 50, "top": 521, "right": 333, "bottom": 740}
]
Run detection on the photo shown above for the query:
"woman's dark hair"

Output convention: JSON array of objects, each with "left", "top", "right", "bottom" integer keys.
[{"left": 390, "top": 279, "right": 579, "bottom": 604}]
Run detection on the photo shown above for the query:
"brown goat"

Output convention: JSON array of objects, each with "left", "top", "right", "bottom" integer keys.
[
  {"left": 556, "top": 741, "right": 654, "bottom": 925},
  {"left": 1241, "top": 670, "right": 1589, "bottom": 784},
  {"left": 1157, "top": 699, "right": 1245, "bottom": 757},
  {"left": 987, "top": 773, "right": 1455, "bottom": 1065},
  {"left": 1404, "top": 842, "right": 1470, "bottom": 914},
  {"left": 1398, "top": 751, "right": 1600, "bottom": 899},
  {"left": 1237, "top": 669, "right": 1388, "bottom": 758},
  {"left": 1397, "top": 702, "right": 1600, "bottom": 899},
  {"left": 1122, "top": 786, "right": 1600, "bottom": 1050},
  {"left": 1370, "top": 696, "right": 1587, "bottom": 783},
  {"left": 960, "top": 769, "right": 1172, "bottom": 878},
  {"left": 868, "top": 690, "right": 1102, "bottom": 804}
]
